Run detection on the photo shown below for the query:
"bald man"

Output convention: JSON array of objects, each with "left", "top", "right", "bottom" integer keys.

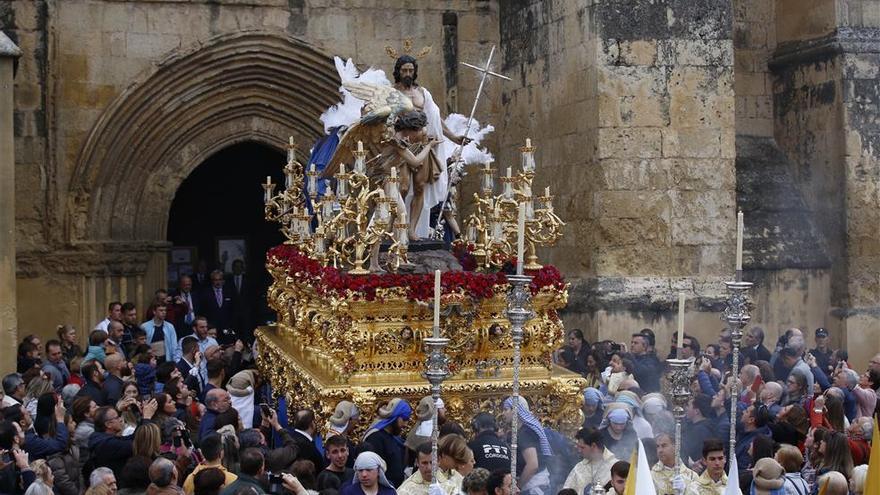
[{"left": 199, "top": 388, "right": 232, "bottom": 442}]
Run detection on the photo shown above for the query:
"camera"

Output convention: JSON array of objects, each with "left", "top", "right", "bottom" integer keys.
[
  {"left": 267, "top": 472, "right": 285, "bottom": 494},
  {"left": 609, "top": 343, "right": 623, "bottom": 354},
  {"left": 221, "top": 328, "right": 236, "bottom": 337}
]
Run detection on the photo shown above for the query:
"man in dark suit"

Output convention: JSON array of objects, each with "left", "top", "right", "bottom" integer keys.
[
  {"left": 198, "top": 269, "right": 236, "bottom": 344},
  {"left": 228, "top": 259, "right": 254, "bottom": 342},
  {"left": 192, "top": 259, "right": 211, "bottom": 291},
  {"left": 290, "top": 409, "right": 325, "bottom": 471},
  {"left": 744, "top": 326, "right": 772, "bottom": 362}
]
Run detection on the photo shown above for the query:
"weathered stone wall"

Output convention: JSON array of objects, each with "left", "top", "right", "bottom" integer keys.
[
  {"left": 734, "top": 0, "right": 776, "bottom": 136},
  {"left": 497, "top": 0, "right": 737, "bottom": 343},
  {"left": 768, "top": 0, "right": 880, "bottom": 368},
  {"left": 2, "top": 0, "right": 499, "bottom": 344}
]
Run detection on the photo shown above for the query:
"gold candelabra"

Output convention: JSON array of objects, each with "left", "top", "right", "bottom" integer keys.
[
  {"left": 264, "top": 137, "right": 312, "bottom": 245},
  {"left": 462, "top": 139, "right": 564, "bottom": 270},
  {"left": 264, "top": 138, "right": 408, "bottom": 273}
]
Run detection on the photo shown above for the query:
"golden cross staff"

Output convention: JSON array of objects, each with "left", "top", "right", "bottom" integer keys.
[{"left": 434, "top": 45, "right": 511, "bottom": 239}]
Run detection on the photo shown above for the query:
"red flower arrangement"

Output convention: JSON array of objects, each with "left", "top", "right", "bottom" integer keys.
[{"left": 267, "top": 245, "right": 565, "bottom": 302}]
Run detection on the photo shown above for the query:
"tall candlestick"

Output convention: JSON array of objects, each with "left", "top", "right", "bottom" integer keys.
[
  {"left": 433, "top": 270, "right": 441, "bottom": 335},
  {"left": 735, "top": 210, "right": 744, "bottom": 273},
  {"left": 517, "top": 202, "right": 526, "bottom": 275},
  {"left": 677, "top": 293, "right": 685, "bottom": 359}
]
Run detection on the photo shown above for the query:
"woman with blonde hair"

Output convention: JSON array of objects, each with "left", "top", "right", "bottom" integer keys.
[
  {"left": 774, "top": 444, "right": 808, "bottom": 495},
  {"left": 24, "top": 459, "right": 54, "bottom": 495},
  {"left": 23, "top": 377, "right": 54, "bottom": 417},
  {"left": 132, "top": 422, "right": 162, "bottom": 459},
  {"left": 438, "top": 433, "right": 475, "bottom": 488}
]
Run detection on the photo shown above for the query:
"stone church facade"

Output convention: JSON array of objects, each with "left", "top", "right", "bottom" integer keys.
[{"left": 1, "top": 0, "right": 879, "bottom": 372}]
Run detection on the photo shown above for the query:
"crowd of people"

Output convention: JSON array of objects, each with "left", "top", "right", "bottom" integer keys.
[
  {"left": 1, "top": 289, "right": 878, "bottom": 495},
  {"left": 557, "top": 327, "right": 878, "bottom": 494}
]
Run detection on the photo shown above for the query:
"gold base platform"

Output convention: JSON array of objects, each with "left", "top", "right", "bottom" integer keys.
[{"left": 255, "top": 324, "right": 587, "bottom": 435}]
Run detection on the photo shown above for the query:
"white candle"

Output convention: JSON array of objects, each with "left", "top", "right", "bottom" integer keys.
[
  {"left": 677, "top": 293, "right": 685, "bottom": 359},
  {"left": 525, "top": 138, "right": 532, "bottom": 148},
  {"left": 357, "top": 140, "right": 364, "bottom": 152},
  {"left": 391, "top": 167, "right": 397, "bottom": 179},
  {"left": 340, "top": 163, "right": 345, "bottom": 174},
  {"left": 506, "top": 167, "right": 512, "bottom": 178},
  {"left": 517, "top": 202, "right": 526, "bottom": 275},
  {"left": 544, "top": 186, "right": 550, "bottom": 197},
  {"left": 736, "top": 210, "right": 743, "bottom": 272},
  {"left": 433, "top": 269, "right": 441, "bottom": 335},
  {"left": 265, "top": 176, "right": 272, "bottom": 185},
  {"left": 289, "top": 136, "right": 294, "bottom": 146}
]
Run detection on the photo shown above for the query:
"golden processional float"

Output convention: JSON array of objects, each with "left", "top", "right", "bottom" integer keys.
[{"left": 254, "top": 54, "right": 585, "bottom": 435}]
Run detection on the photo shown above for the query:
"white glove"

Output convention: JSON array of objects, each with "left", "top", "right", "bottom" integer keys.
[
  {"left": 428, "top": 483, "right": 446, "bottom": 495},
  {"left": 601, "top": 366, "right": 612, "bottom": 381},
  {"left": 671, "top": 474, "right": 685, "bottom": 495}
]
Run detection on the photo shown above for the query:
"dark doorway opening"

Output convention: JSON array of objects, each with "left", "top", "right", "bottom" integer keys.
[{"left": 167, "top": 141, "right": 287, "bottom": 334}]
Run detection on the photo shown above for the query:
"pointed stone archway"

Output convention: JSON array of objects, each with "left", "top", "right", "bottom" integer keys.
[
  {"left": 71, "top": 30, "right": 339, "bottom": 243},
  {"left": 61, "top": 31, "right": 340, "bottom": 323}
]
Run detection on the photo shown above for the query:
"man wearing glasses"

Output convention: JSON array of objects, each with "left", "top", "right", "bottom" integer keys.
[
  {"left": 1, "top": 374, "right": 25, "bottom": 407},
  {"left": 88, "top": 399, "right": 158, "bottom": 473}
]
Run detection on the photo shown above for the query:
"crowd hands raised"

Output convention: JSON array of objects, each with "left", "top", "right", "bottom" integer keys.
[
  {"left": 2, "top": 306, "right": 879, "bottom": 495},
  {"left": 553, "top": 326, "right": 879, "bottom": 494}
]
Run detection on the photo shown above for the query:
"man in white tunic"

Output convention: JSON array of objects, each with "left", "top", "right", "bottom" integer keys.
[{"left": 562, "top": 427, "right": 618, "bottom": 495}]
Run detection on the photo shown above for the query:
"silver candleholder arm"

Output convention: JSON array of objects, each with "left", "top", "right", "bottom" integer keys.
[
  {"left": 504, "top": 274, "right": 534, "bottom": 492},
  {"left": 722, "top": 279, "right": 753, "bottom": 463}
]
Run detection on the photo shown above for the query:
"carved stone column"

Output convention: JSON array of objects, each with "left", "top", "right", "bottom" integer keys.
[{"left": 0, "top": 32, "right": 22, "bottom": 374}]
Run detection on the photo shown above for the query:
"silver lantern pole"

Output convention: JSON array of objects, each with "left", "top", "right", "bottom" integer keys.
[
  {"left": 722, "top": 279, "right": 752, "bottom": 463},
  {"left": 505, "top": 273, "right": 534, "bottom": 492},
  {"left": 423, "top": 319, "right": 450, "bottom": 484}
]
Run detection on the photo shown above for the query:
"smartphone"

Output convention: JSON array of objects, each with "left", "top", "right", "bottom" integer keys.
[{"left": 260, "top": 403, "right": 272, "bottom": 417}]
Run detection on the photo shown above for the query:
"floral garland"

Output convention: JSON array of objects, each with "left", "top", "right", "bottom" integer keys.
[{"left": 268, "top": 245, "right": 565, "bottom": 302}]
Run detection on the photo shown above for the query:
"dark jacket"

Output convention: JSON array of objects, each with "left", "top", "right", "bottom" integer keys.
[
  {"left": 0, "top": 464, "right": 36, "bottom": 495},
  {"left": 198, "top": 408, "right": 219, "bottom": 442},
  {"left": 262, "top": 429, "right": 300, "bottom": 473},
  {"left": 631, "top": 353, "right": 663, "bottom": 393},
  {"left": 363, "top": 429, "right": 406, "bottom": 487},
  {"left": 47, "top": 448, "right": 82, "bottom": 495},
  {"left": 219, "top": 474, "right": 266, "bottom": 495},
  {"left": 340, "top": 483, "right": 397, "bottom": 495},
  {"left": 87, "top": 430, "right": 134, "bottom": 473},
  {"left": 682, "top": 418, "right": 716, "bottom": 464},
  {"left": 290, "top": 429, "right": 325, "bottom": 471},
  {"left": 104, "top": 374, "right": 126, "bottom": 404},
  {"left": 24, "top": 422, "right": 69, "bottom": 460},
  {"left": 76, "top": 380, "right": 108, "bottom": 407}
]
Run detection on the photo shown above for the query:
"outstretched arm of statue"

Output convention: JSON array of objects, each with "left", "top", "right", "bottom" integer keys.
[
  {"left": 441, "top": 121, "right": 470, "bottom": 145},
  {"left": 396, "top": 138, "right": 437, "bottom": 168}
]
